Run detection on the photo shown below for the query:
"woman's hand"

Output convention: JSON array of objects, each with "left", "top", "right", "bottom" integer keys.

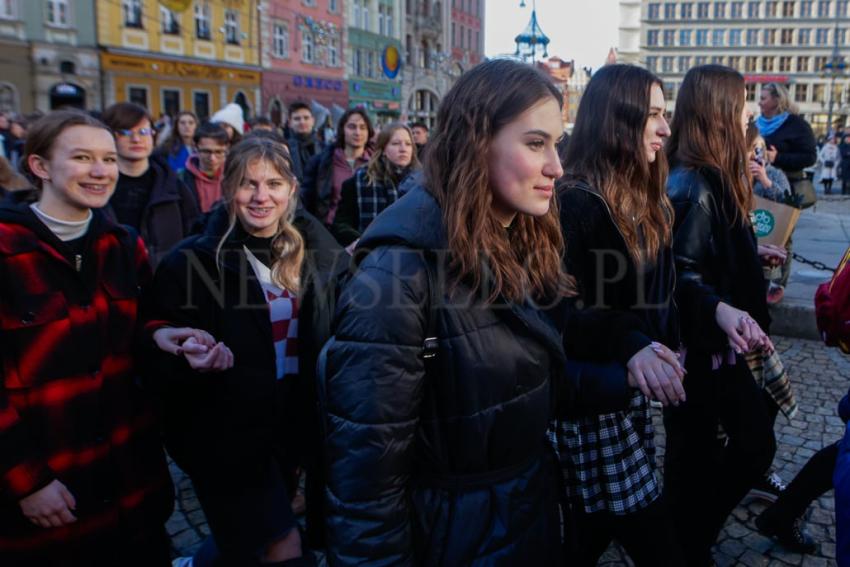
[
  {"left": 749, "top": 159, "right": 771, "bottom": 187},
  {"left": 626, "top": 343, "right": 687, "bottom": 406},
  {"left": 153, "top": 327, "right": 216, "bottom": 356},
  {"left": 19, "top": 479, "right": 77, "bottom": 529},
  {"left": 715, "top": 302, "right": 774, "bottom": 354},
  {"left": 758, "top": 244, "right": 788, "bottom": 267},
  {"left": 182, "top": 337, "right": 235, "bottom": 372}
]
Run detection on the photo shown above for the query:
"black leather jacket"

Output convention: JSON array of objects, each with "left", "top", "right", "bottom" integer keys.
[{"left": 667, "top": 166, "right": 770, "bottom": 353}]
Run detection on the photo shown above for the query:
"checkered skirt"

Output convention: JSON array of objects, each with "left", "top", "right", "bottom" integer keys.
[{"left": 548, "top": 390, "right": 660, "bottom": 515}]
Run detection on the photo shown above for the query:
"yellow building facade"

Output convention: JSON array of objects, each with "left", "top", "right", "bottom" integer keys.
[{"left": 97, "top": 0, "right": 261, "bottom": 119}]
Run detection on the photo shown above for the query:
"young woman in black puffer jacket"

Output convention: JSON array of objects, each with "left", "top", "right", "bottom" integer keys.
[{"left": 321, "top": 59, "right": 635, "bottom": 566}]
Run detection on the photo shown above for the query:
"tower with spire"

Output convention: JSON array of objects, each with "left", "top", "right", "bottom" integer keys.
[{"left": 514, "top": 0, "right": 550, "bottom": 64}]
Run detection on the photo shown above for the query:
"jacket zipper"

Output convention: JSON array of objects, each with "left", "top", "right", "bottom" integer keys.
[{"left": 75, "top": 254, "right": 82, "bottom": 272}]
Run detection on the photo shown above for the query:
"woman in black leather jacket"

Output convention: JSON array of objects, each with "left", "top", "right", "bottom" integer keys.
[
  {"left": 664, "top": 65, "right": 777, "bottom": 566},
  {"left": 321, "top": 59, "right": 634, "bottom": 566}
]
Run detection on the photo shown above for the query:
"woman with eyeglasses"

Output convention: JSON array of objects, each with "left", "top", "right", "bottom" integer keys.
[{"left": 102, "top": 102, "right": 200, "bottom": 267}]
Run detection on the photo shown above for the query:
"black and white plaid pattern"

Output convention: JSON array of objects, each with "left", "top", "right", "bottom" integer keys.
[
  {"left": 548, "top": 390, "right": 660, "bottom": 515},
  {"left": 354, "top": 168, "right": 399, "bottom": 233}
]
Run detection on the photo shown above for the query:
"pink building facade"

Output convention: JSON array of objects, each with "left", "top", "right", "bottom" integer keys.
[{"left": 261, "top": 0, "right": 348, "bottom": 126}]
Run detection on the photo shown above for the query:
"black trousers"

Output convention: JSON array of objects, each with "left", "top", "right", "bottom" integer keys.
[
  {"left": 663, "top": 355, "right": 777, "bottom": 565},
  {"left": 568, "top": 496, "right": 682, "bottom": 566},
  {"left": 770, "top": 442, "right": 839, "bottom": 521}
]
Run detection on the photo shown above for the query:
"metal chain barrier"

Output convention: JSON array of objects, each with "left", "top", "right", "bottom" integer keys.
[{"left": 791, "top": 252, "right": 836, "bottom": 274}]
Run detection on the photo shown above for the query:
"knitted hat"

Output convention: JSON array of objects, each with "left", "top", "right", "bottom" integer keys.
[{"left": 211, "top": 103, "right": 245, "bottom": 135}]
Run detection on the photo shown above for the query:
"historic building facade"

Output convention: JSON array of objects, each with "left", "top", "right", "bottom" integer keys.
[
  {"left": 97, "top": 0, "right": 261, "bottom": 119},
  {"left": 630, "top": 0, "right": 850, "bottom": 132},
  {"left": 260, "top": 0, "right": 347, "bottom": 127},
  {"left": 0, "top": 0, "right": 101, "bottom": 114}
]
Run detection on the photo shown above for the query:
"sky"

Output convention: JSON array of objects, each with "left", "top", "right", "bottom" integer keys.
[{"left": 485, "top": 0, "right": 620, "bottom": 71}]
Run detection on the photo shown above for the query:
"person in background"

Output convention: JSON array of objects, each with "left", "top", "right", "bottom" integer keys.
[
  {"left": 102, "top": 102, "right": 200, "bottom": 267},
  {"left": 211, "top": 103, "right": 245, "bottom": 145},
  {"left": 410, "top": 121, "right": 429, "bottom": 159},
  {"left": 286, "top": 102, "right": 320, "bottom": 182},
  {"left": 179, "top": 122, "right": 229, "bottom": 214},
  {"left": 0, "top": 109, "right": 174, "bottom": 566},
  {"left": 300, "top": 109, "right": 373, "bottom": 226},
  {"left": 840, "top": 135, "right": 850, "bottom": 195},
  {"left": 665, "top": 65, "right": 777, "bottom": 566},
  {"left": 0, "top": 112, "right": 9, "bottom": 159},
  {"left": 757, "top": 83, "right": 817, "bottom": 291},
  {"left": 5, "top": 118, "right": 26, "bottom": 170},
  {"left": 331, "top": 122, "right": 419, "bottom": 251},
  {"left": 155, "top": 111, "right": 198, "bottom": 174},
  {"left": 0, "top": 155, "right": 30, "bottom": 195},
  {"left": 249, "top": 116, "right": 275, "bottom": 133},
  {"left": 819, "top": 135, "right": 841, "bottom": 195},
  {"left": 146, "top": 136, "right": 345, "bottom": 567},
  {"left": 747, "top": 125, "right": 793, "bottom": 305}
]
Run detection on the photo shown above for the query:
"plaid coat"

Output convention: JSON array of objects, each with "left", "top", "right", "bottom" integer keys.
[{"left": 0, "top": 197, "right": 173, "bottom": 556}]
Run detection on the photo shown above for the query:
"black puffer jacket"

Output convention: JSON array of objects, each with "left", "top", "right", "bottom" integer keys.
[
  {"left": 667, "top": 166, "right": 770, "bottom": 353},
  {"left": 300, "top": 145, "right": 335, "bottom": 223},
  {"left": 322, "top": 184, "right": 631, "bottom": 566}
]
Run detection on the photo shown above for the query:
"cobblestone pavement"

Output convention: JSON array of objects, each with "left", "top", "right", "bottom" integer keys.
[{"left": 167, "top": 337, "right": 847, "bottom": 566}]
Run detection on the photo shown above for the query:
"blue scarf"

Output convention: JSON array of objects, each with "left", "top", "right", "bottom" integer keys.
[{"left": 756, "top": 112, "right": 790, "bottom": 137}]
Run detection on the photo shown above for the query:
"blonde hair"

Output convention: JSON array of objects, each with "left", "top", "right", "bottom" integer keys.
[
  {"left": 762, "top": 82, "right": 797, "bottom": 115},
  {"left": 217, "top": 137, "right": 304, "bottom": 292}
]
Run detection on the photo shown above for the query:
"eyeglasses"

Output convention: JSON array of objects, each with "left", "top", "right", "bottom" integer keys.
[
  {"left": 115, "top": 128, "right": 153, "bottom": 137},
  {"left": 198, "top": 149, "right": 228, "bottom": 157}
]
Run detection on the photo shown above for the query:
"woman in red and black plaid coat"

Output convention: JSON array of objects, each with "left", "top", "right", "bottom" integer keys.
[{"left": 0, "top": 111, "right": 175, "bottom": 566}]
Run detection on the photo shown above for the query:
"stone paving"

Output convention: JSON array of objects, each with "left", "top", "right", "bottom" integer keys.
[{"left": 166, "top": 336, "right": 847, "bottom": 566}]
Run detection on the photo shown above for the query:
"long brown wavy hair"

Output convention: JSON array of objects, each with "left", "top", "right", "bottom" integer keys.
[
  {"left": 563, "top": 64, "right": 672, "bottom": 264},
  {"left": 666, "top": 65, "right": 752, "bottom": 223},
  {"left": 425, "top": 58, "right": 573, "bottom": 304},
  {"left": 217, "top": 136, "right": 305, "bottom": 292},
  {"left": 365, "top": 122, "right": 420, "bottom": 185}
]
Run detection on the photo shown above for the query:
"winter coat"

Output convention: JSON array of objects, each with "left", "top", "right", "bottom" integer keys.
[
  {"left": 836, "top": 388, "right": 850, "bottom": 567},
  {"left": 301, "top": 145, "right": 370, "bottom": 225},
  {"left": 142, "top": 204, "right": 347, "bottom": 549},
  {"left": 331, "top": 166, "right": 410, "bottom": 247},
  {"left": 322, "top": 184, "right": 633, "bottom": 566},
  {"left": 287, "top": 132, "right": 321, "bottom": 182},
  {"left": 0, "top": 193, "right": 173, "bottom": 556},
  {"left": 763, "top": 113, "right": 817, "bottom": 176},
  {"left": 667, "top": 166, "right": 770, "bottom": 353},
  {"left": 105, "top": 155, "right": 201, "bottom": 267},
  {"left": 819, "top": 143, "right": 841, "bottom": 180},
  {"left": 558, "top": 178, "right": 680, "bottom": 361},
  {"left": 840, "top": 143, "right": 850, "bottom": 182}
]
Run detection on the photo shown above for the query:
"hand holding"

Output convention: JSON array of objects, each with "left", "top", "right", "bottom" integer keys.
[
  {"left": 626, "top": 344, "right": 687, "bottom": 406},
  {"left": 153, "top": 327, "right": 216, "bottom": 356},
  {"left": 183, "top": 337, "right": 235, "bottom": 372},
  {"left": 19, "top": 479, "right": 77, "bottom": 529}
]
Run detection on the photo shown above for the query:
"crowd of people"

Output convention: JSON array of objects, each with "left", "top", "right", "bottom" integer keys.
[{"left": 0, "top": 59, "right": 847, "bottom": 567}]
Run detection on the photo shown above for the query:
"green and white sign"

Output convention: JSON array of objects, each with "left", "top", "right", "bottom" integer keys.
[{"left": 753, "top": 208, "right": 776, "bottom": 238}]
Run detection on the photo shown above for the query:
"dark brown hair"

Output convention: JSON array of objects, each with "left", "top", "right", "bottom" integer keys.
[
  {"left": 666, "top": 65, "right": 752, "bottom": 223},
  {"left": 20, "top": 110, "right": 112, "bottom": 190},
  {"left": 334, "top": 108, "right": 375, "bottom": 150},
  {"left": 101, "top": 102, "right": 154, "bottom": 133},
  {"left": 425, "top": 58, "right": 573, "bottom": 304},
  {"left": 162, "top": 110, "right": 199, "bottom": 155},
  {"left": 564, "top": 64, "right": 672, "bottom": 264}
]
